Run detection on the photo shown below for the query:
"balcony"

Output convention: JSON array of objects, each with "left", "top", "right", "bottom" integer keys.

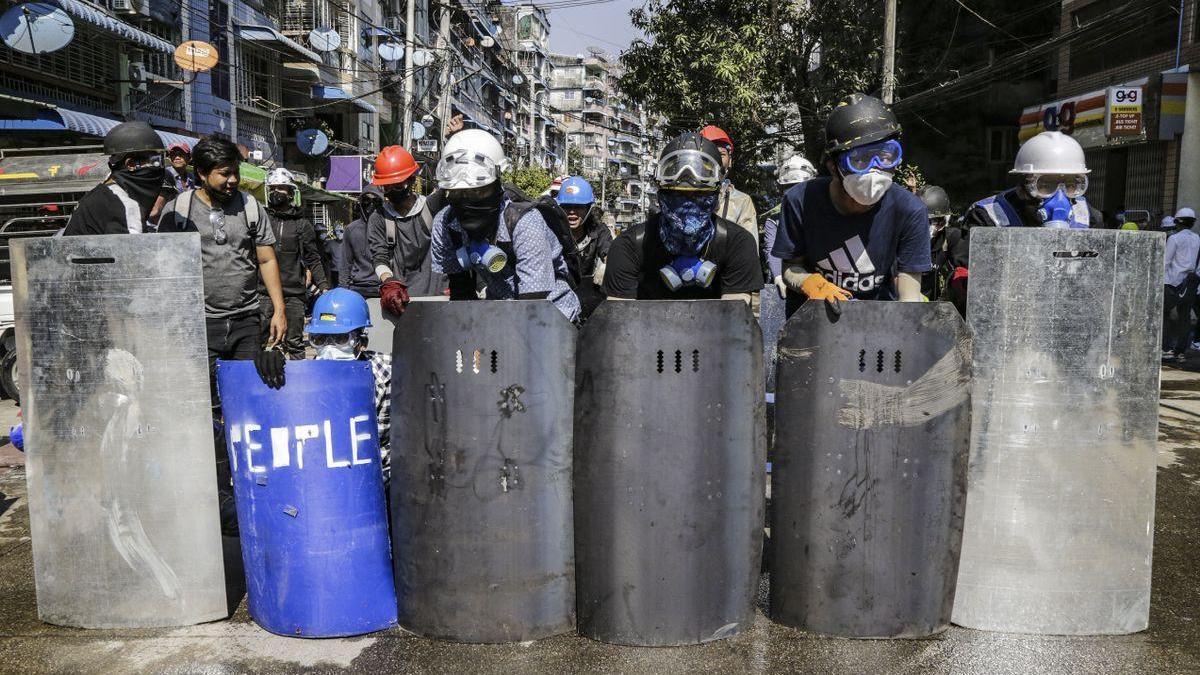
[{"left": 584, "top": 77, "right": 607, "bottom": 92}]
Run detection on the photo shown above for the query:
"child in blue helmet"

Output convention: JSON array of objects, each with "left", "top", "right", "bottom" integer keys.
[
  {"left": 306, "top": 288, "right": 393, "bottom": 478},
  {"left": 556, "top": 176, "right": 612, "bottom": 319}
]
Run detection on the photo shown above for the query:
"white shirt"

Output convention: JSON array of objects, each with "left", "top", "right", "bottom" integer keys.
[{"left": 1164, "top": 228, "right": 1200, "bottom": 287}]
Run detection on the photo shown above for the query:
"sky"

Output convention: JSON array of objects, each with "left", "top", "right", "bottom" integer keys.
[{"left": 545, "top": 0, "right": 646, "bottom": 56}]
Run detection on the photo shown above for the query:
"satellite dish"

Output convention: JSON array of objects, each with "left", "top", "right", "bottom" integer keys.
[
  {"left": 479, "top": 36, "right": 495, "bottom": 48},
  {"left": 411, "top": 121, "right": 426, "bottom": 141},
  {"left": 308, "top": 27, "right": 341, "bottom": 52},
  {"left": 1, "top": 2, "right": 74, "bottom": 55},
  {"left": 420, "top": 114, "right": 435, "bottom": 127},
  {"left": 377, "top": 40, "right": 403, "bottom": 62},
  {"left": 512, "top": 74, "right": 525, "bottom": 85},
  {"left": 296, "top": 128, "right": 330, "bottom": 156},
  {"left": 410, "top": 49, "right": 432, "bottom": 67},
  {"left": 174, "top": 40, "right": 219, "bottom": 72}
]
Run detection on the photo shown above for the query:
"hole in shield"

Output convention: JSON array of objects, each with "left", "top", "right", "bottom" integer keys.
[
  {"left": 858, "top": 349, "right": 866, "bottom": 372},
  {"left": 472, "top": 349, "right": 482, "bottom": 375},
  {"left": 894, "top": 350, "right": 902, "bottom": 373},
  {"left": 657, "top": 350, "right": 664, "bottom": 373},
  {"left": 876, "top": 350, "right": 884, "bottom": 373},
  {"left": 455, "top": 350, "right": 463, "bottom": 374},
  {"left": 1052, "top": 250, "right": 1099, "bottom": 259},
  {"left": 674, "top": 350, "right": 682, "bottom": 373},
  {"left": 491, "top": 350, "right": 498, "bottom": 374},
  {"left": 69, "top": 256, "right": 116, "bottom": 265},
  {"left": 692, "top": 349, "right": 699, "bottom": 372}
]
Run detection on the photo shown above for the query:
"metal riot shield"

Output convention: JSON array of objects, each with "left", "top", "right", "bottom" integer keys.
[
  {"left": 12, "top": 234, "right": 226, "bottom": 628},
  {"left": 772, "top": 301, "right": 970, "bottom": 638},
  {"left": 390, "top": 300, "right": 575, "bottom": 643},
  {"left": 953, "top": 228, "right": 1163, "bottom": 635},
  {"left": 574, "top": 300, "right": 766, "bottom": 646}
]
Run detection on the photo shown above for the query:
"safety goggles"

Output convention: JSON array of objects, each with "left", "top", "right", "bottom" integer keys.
[
  {"left": 436, "top": 150, "right": 502, "bottom": 189},
  {"left": 838, "top": 139, "right": 903, "bottom": 175},
  {"left": 308, "top": 332, "right": 357, "bottom": 348},
  {"left": 655, "top": 149, "right": 723, "bottom": 190},
  {"left": 1024, "top": 174, "right": 1088, "bottom": 199},
  {"left": 128, "top": 152, "right": 165, "bottom": 169}
]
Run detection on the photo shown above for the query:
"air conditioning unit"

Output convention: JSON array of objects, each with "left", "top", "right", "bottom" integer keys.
[
  {"left": 128, "top": 62, "right": 148, "bottom": 92},
  {"left": 109, "top": 0, "right": 135, "bottom": 12}
]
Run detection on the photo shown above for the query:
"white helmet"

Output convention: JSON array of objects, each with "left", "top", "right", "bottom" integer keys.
[
  {"left": 1011, "top": 131, "right": 1089, "bottom": 175},
  {"left": 777, "top": 155, "right": 817, "bottom": 186},
  {"left": 1176, "top": 207, "right": 1196, "bottom": 219},
  {"left": 267, "top": 167, "right": 297, "bottom": 188},
  {"left": 436, "top": 129, "right": 508, "bottom": 190}
]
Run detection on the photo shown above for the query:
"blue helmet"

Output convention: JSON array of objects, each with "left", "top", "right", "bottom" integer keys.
[
  {"left": 556, "top": 176, "right": 595, "bottom": 206},
  {"left": 306, "top": 288, "right": 371, "bottom": 335}
]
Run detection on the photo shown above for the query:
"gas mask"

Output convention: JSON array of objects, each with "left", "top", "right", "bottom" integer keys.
[
  {"left": 1037, "top": 188, "right": 1083, "bottom": 229},
  {"left": 268, "top": 191, "right": 293, "bottom": 209},
  {"left": 841, "top": 169, "right": 893, "bottom": 207},
  {"left": 316, "top": 344, "right": 357, "bottom": 361},
  {"left": 457, "top": 240, "right": 508, "bottom": 273},
  {"left": 659, "top": 256, "right": 718, "bottom": 291}
]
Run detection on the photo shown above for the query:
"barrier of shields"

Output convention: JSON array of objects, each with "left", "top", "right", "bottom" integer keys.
[
  {"left": 574, "top": 300, "right": 766, "bottom": 646},
  {"left": 953, "top": 228, "right": 1164, "bottom": 635},
  {"left": 389, "top": 300, "right": 576, "bottom": 643},
  {"left": 771, "top": 301, "right": 970, "bottom": 638},
  {"left": 216, "top": 359, "right": 396, "bottom": 638},
  {"left": 12, "top": 234, "right": 226, "bottom": 628}
]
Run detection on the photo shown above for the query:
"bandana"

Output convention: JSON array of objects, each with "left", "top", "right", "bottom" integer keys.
[{"left": 658, "top": 192, "right": 718, "bottom": 256}]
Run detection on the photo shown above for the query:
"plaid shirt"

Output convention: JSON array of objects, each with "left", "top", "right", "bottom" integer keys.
[{"left": 362, "top": 350, "right": 392, "bottom": 477}]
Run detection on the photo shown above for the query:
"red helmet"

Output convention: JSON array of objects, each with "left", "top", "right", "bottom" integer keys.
[
  {"left": 700, "top": 125, "right": 733, "bottom": 151},
  {"left": 372, "top": 146, "right": 420, "bottom": 186}
]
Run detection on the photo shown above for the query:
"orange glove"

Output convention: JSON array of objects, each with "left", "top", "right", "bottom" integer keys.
[{"left": 800, "top": 274, "right": 852, "bottom": 314}]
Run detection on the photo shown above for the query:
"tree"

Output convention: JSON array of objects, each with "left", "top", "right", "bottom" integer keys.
[
  {"left": 619, "top": 0, "right": 884, "bottom": 186},
  {"left": 503, "top": 165, "right": 553, "bottom": 198},
  {"left": 567, "top": 146, "right": 584, "bottom": 177}
]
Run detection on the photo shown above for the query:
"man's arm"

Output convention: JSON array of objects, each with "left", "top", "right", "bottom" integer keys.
[
  {"left": 298, "top": 219, "right": 329, "bottom": 290},
  {"left": 257, "top": 245, "right": 287, "bottom": 346},
  {"left": 896, "top": 272, "right": 923, "bottom": 301},
  {"left": 600, "top": 230, "right": 641, "bottom": 299},
  {"left": 367, "top": 212, "right": 396, "bottom": 282},
  {"left": 510, "top": 211, "right": 559, "bottom": 297}
]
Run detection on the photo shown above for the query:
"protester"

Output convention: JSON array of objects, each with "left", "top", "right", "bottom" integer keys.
[
  {"left": 556, "top": 176, "right": 611, "bottom": 318},
  {"left": 920, "top": 185, "right": 962, "bottom": 302},
  {"left": 340, "top": 186, "right": 385, "bottom": 297},
  {"left": 62, "top": 121, "right": 165, "bottom": 236},
  {"left": 369, "top": 146, "right": 446, "bottom": 300},
  {"left": 773, "top": 93, "right": 930, "bottom": 315},
  {"left": 165, "top": 143, "right": 196, "bottom": 193},
  {"left": 603, "top": 132, "right": 761, "bottom": 301},
  {"left": 699, "top": 125, "right": 759, "bottom": 243},
  {"left": 763, "top": 154, "right": 817, "bottom": 297},
  {"left": 426, "top": 129, "right": 581, "bottom": 322},
  {"left": 1164, "top": 208, "right": 1200, "bottom": 361},
  {"left": 262, "top": 167, "right": 329, "bottom": 358}
]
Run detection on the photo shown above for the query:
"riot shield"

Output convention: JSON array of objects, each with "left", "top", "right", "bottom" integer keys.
[
  {"left": 390, "top": 300, "right": 575, "bottom": 643},
  {"left": 771, "top": 301, "right": 970, "bottom": 638},
  {"left": 12, "top": 234, "right": 226, "bottom": 628},
  {"left": 217, "top": 360, "right": 396, "bottom": 638},
  {"left": 953, "top": 228, "right": 1163, "bottom": 635},
  {"left": 574, "top": 300, "right": 766, "bottom": 646}
]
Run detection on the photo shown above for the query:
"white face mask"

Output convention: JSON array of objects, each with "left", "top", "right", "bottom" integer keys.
[
  {"left": 841, "top": 169, "right": 893, "bottom": 206},
  {"left": 316, "top": 344, "right": 357, "bottom": 361}
]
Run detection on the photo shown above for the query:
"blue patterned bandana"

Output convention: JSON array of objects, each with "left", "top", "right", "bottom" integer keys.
[{"left": 658, "top": 192, "right": 718, "bottom": 256}]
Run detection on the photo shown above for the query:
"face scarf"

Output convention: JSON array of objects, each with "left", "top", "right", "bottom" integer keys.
[
  {"left": 386, "top": 185, "right": 413, "bottom": 208},
  {"left": 450, "top": 187, "right": 504, "bottom": 234},
  {"left": 658, "top": 192, "right": 719, "bottom": 256},
  {"left": 111, "top": 166, "right": 165, "bottom": 220}
]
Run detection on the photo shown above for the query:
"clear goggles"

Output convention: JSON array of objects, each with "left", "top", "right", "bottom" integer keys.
[
  {"left": 436, "top": 149, "right": 501, "bottom": 189},
  {"left": 308, "top": 332, "right": 358, "bottom": 348},
  {"left": 655, "top": 149, "right": 723, "bottom": 190},
  {"left": 127, "top": 152, "right": 165, "bottom": 169},
  {"left": 1024, "top": 174, "right": 1088, "bottom": 199},
  {"left": 838, "top": 139, "right": 903, "bottom": 175}
]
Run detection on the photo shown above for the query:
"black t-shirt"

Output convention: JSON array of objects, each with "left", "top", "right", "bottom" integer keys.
[
  {"left": 603, "top": 215, "right": 761, "bottom": 299},
  {"left": 62, "top": 183, "right": 131, "bottom": 236}
]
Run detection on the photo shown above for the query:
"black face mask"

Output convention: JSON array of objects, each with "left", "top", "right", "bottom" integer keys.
[
  {"left": 385, "top": 185, "right": 413, "bottom": 207},
  {"left": 204, "top": 183, "right": 235, "bottom": 205},
  {"left": 359, "top": 199, "right": 380, "bottom": 220},
  {"left": 268, "top": 192, "right": 292, "bottom": 209},
  {"left": 112, "top": 166, "right": 166, "bottom": 220},
  {"left": 450, "top": 188, "right": 504, "bottom": 233}
]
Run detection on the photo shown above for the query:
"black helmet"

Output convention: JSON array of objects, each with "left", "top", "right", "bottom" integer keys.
[
  {"left": 920, "top": 185, "right": 952, "bottom": 218},
  {"left": 103, "top": 121, "right": 164, "bottom": 160},
  {"left": 655, "top": 132, "right": 723, "bottom": 192},
  {"left": 825, "top": 93, "right": 901, "bottom": 154}
]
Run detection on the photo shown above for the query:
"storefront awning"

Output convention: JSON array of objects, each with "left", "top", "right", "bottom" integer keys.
[
  {"left": 236, "top": 23, "right": 323, "bottom": 63},
  {"left": 0, "top": 108, "right": 198, "bottom": 148},
  {"left": 311, "top": 86, "right": 377, "bottom": 114},
  {"left": 54, "top": 0, "right": 174, "bottom": 54}
]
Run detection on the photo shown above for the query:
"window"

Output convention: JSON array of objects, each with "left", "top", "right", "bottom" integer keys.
[
  {"left": 209, "top": 0, "right": 231, "bottom": 101},
  {"left": 1069, "top": 0, "right": 1176, "bottom": 78},
  {"left": 987, "top": 127, "right": 1012, "bottom": 163},
  {"left": 562, "top": 90, "right": 579, "bottom": 100}
]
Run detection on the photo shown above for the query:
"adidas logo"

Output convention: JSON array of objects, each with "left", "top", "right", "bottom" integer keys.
[{"left": 815, "top": 235, "right": 886, "bottom": 292}]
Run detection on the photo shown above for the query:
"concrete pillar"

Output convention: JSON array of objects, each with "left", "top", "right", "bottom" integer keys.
[{"left": 1176, "top": 71, "right": 1200, "bottom": 210}]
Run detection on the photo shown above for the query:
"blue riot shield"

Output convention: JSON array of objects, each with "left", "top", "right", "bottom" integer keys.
[{"left": 217, "top": 359, "right": 396, "bottom": 638}]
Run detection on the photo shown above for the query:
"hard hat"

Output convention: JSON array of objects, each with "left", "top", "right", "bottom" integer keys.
[
  {"left": 556, "top": 176, "right": 595, "bottom": 206},
  {"left": 266, "top": 167, "right": 297, "bottom": 188},
  {"left": 372, "top": 145, "right": 420, "bottom": 186},
  {"left": 436, "top": 129, "right": 507, "bottom": 190},
  {"left": 777, "top": 155, "right": 817, "bottom": 185},
  {"left": 1176, "top": 207, "right": 1196, "bottom": 219},
  {"left": 1011, "top": 131, "right": 1089, "bottom": 175},
  {"left": 103, "top": 121, "right": 164, "bottom": 159},
  {"left": 825, "top": 93, "right": 901, "bottom": 154},
  {"left": 1163, "top": 215, "right": 1176, "bottom": 228},
  {"left": 919, "top": 185, "right": 952, "bottom": 218},
  {"left": 655, "top": 132, "right": 723, "bottom": 192},
  {"left": 306, "top": 288, "right": 372, "bottom": 335},
  {"left": 700, "top": 125, "right": 733, "bottom": 150}
]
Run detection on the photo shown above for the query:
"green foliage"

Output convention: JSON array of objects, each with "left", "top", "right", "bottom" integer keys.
[
  {"left": 567, "top": 146, "right": 584, "bottom": 177},
  {"left": 620, "top": 0, "right": 884, "bottom": 188},
  {"left": 503, "top": 165, "right": 553, "bottom": 198}
]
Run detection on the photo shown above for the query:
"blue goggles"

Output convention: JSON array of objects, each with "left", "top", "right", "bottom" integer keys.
[{"left": 838, "top": 139, "right": 903, "bottom": 175}]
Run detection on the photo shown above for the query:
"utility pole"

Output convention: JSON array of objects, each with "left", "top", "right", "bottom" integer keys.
[
  {"left": 435, "top": 6, "right": 452, "bottom": 143},
  {"left": 882, "top": 0, "right": 897, "bottom": 105},
  {"left": 401, "top": 0, "right": 417, "bottom": 147}
]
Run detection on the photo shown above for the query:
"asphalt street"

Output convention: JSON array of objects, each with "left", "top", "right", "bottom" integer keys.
[{"left": 0, "top": 362, "right": 1196, "bottom": 674}]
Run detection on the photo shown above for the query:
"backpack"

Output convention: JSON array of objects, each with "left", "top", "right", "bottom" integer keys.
[
  {"left": 502, "top": 189, "right": 584, "bottom": 289},
  {"left": 168, "top": 189, "right": 261, "bottom": 239}
]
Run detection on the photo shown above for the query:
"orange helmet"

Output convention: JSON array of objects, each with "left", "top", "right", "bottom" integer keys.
[
  {"left": 372, "top": 146, "right": 420, "bottom": 186},
  {"left": 700, "top": 125, "right": 733, "bottom": 151}
]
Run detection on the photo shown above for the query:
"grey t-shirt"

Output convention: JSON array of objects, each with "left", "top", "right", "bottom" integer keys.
[{"left": 160, "top": 190, "right": 276, "bottom": 318}]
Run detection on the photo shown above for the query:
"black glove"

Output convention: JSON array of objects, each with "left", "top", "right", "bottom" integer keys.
[{"left": 254, "top": 350, "right": 286, "bottom": 390}]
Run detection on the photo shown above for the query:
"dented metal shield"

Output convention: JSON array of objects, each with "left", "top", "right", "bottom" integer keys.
[
  {"left": 771, "top": 301, "right": 970, "bottom": 638},
  {"left": 574, "top": 300, "right": 766, "bottom": 646},
  {"left": 953, "top": 228, "right": 1163, "bottom": 635},
  {"left": 12, "top": 234, "right": 226, "bottom": 628},
  {"left": 389, "top": 300, "right": 575, "bottom": 643}
]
